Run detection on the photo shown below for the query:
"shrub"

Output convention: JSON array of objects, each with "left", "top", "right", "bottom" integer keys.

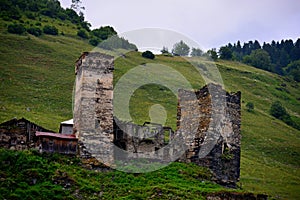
[
  {"left": 1, "top": 7, "right": 21, "bottom": 20},
  {"left": 40, "top": 8, "right": 54, "bottom": 18},
  {"left": 142, "top": 50, "right": 155, "bottom": 59},
  {"left": 43, "top": 25, "right": 58, "bottom": 35},
  {"left": 270, "top": 101, "right": 300, "bottom": 130},
  {"left": 7, "top": 23, "right": 26, "bottom": 34},
  {"left": 89, "top": 38, "right": 99, "bottom": 46},
  {"left": 91, "top": 26, "right": 117, "bottom": 40},
  {"left": 246, "top": 102, "right": 254, "bottom": 112},
  {"left": 270, "top": 101, "right": 288, "bottom": 120},
  {"left": 27, "top": 27, "right": 42, "bottom": 37},
  {"left": 25, "top": 12, "right": 36, "bottom": 20},
  {"left": 57, "top": 12, "right": 67, "bottom": 21},
  {"left": 77, "top": 29, "right": 88, "bottom": 39}
]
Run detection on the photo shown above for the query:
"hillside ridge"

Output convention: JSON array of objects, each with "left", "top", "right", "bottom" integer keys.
[{"left": 0, "top": 0, "right": 299, "bottom": 199}]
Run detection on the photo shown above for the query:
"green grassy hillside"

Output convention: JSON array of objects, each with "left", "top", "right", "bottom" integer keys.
[
  {"left": 0, "top": 33, "right": 86, "bottom": 129},
  {"left": 1, "top": 19, "right": 300, "bottom": 199},
  {"left": 2, "top": 149, "right": 244, "bottom": 199},
  {"left": 114, "top": 53, "right": 300, "bottom": 199}
]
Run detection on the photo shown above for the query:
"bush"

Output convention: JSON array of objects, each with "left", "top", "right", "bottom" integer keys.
[
  {"left": 91, "top": 26, "right": 117, "bottom": 40},
  {"left": 27, "top": 27, "right": 42, "bottom": 37},
  {"left": 25, "top": 12, "right": 36, "bottom": 20},
  {"left": 57, "top": 12, "right": 67, "bottom": 21},
  {"left": 89, "top": 38, "right": 100, "bottom": 46},
  {"left": 270, "top": 101, "right": 288, "bottom": 120},
  {"left": 7, "top": 23, "right": 26, "bottom": 34},
  {"left": 43, "top": 25, "right": 58, "bottom": 35},
  {"left": 270, "top": 101, "right": 300, "bottom": 130},
  {"left": 1, "top": 8, "right": 21, "bottom": 20},
  {"left": 40, "top": 8, "right": 55, "bottom": 18},
  {"left": 77, "top": 29, "right": 89, "bottom": 39},
  {"left": 142, "top": 50, "right": 155, "bottom": 59},
  {"left": 246, "top": 102, "right": 254, "bottom": 112}
]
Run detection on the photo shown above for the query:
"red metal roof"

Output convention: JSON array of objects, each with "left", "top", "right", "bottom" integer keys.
[{"left": 35, "top": 131, "right": 78, "bottom": 140}]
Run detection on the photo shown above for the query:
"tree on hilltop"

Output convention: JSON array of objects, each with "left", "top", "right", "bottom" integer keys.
[
  {"left": 219, "top": 46, "right": 233, "bottom": 60},
  {"left": 161, "top": 46, "right": 169, "bottom": 54},
  {"left": 172, "top": 40, "right": 190, "bottom": 56},
  {"left": 206, "top": 48, "right": 218, "bottom": 60},
  {"left": 71, "top": 0, "right": 85, "bottom": 14},
  {"left": 243, "top": 49, "right": 271, "bottom": 71},
  {"left": 191, "top": 47, "right": 203, "bottom": 57}
]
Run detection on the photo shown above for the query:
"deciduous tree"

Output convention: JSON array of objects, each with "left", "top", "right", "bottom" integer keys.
[
  {"left": 172, "top": 40, "right": 190, "bottom": 56},
  {"left": 191, "top": 47, "right": 203, "bottom": 57},
  {"left": 219, "top": 46, "right": 233, "bottom": 60},
  {"left": 243, "top": 49, "right": 271, "bottom": 71}
]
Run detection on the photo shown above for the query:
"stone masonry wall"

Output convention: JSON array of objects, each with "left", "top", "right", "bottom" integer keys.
[
  {"left": 74, "top": 52, "right": 114, "bottom": 165},
  {"left": 73, "top": 52, "right": 241, "bottom": 186},
  {"left": 113, "top": 119, "right": 171, "bottom": 160},
  {"left": 177, "top": 84, "right": 241, "bottom": 187}
]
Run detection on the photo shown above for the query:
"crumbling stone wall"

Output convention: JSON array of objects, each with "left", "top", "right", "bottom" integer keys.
[
  {"left": 73, "top": 52, "right": 114, "bottom": 165},
  {"left": 73, "top": 52, "right": 241, "bottom": 187},
  {"left": 113, "top": 118, "right": 173, "bottom": 160},
  {"left": 177, "top": 84, "right": 241, "bottom": 187}
]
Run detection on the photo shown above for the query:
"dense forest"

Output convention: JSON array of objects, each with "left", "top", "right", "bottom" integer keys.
[{"left": 217, "top": 38, "right": 300, "bottom": 82}]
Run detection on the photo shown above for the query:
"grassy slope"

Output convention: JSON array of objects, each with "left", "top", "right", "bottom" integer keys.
[
  {"left": 0, "top": 14, "right": 93, "bottom": 131},
  {"left": 0, "top": 19, "right": 300, "bottom": 199},
  {"left": 114, "top": 53, "right": 300, "bottom": 199},
  {"left": 1, "top": 149, "right": 233, "bottom": 200},
  {"left": 217, "top": 60, "right": 300, "bottom": 199}
]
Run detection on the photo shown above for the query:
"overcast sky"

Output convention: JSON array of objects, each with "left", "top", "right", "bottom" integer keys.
[{"left": 59, "top": 0, "right": 300, "bottom": 51}]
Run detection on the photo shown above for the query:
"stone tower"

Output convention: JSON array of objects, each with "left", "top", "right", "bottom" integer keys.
[
  {"left": 72, "top": 52, "right": 241, "bottom": 186},
  {"left": 73, "top": 52, "right": 114, "bottom": 165},
  {"left": 177, "top": 84, "right": 241, "bottom": 187}
]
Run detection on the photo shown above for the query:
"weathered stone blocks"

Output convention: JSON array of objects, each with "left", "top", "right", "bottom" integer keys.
[
  {"left": 73, "top": 52, "right": 241, "bottom": 187},
  {"left": 74, "top": 52, "right": 114, "bottom": 165},
  {"left": 177, "top": 84, "right": 241, "bottom": 187}
]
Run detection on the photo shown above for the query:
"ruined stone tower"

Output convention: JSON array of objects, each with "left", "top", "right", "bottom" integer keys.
[
  {"left": 177, "top": 84, "right": 241, "bottom": 187},
  {"left": 73, "top": 52, "right": 241, "bottom": 186},
  {"left": 73, "top": 52, "right": 114, "bottom": 165}
]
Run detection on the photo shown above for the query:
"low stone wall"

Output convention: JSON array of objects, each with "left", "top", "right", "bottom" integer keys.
[{"left": 113, "top": 119, "right": 171, "bottom": 159}]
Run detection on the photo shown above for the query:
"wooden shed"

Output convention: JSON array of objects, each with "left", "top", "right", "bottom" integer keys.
[{"left": 35, "top": 131, "right": 78, "bottom": 155}]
